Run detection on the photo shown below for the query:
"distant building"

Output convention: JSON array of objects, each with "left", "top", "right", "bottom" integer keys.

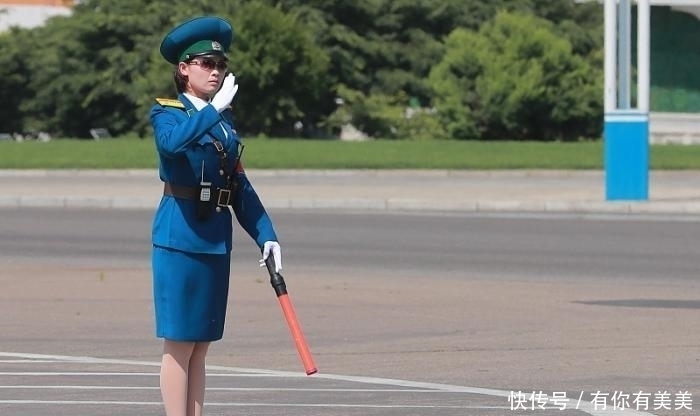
[{"left": 0, "top": 0, "right": 74, "bottom": 32}]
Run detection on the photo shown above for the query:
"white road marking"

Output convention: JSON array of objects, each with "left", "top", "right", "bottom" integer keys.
[
  {"left": 0, "top": 352, "right": 656, "bottom": 415},
  {"left": 0, "top": 372, "right": 280, "bottom": 377},
  {"left": 0, "top": 385, "right": 442, "bottom": 393},
  {"left": 0, "top": 399, "right": 504, "bottom": 409}
]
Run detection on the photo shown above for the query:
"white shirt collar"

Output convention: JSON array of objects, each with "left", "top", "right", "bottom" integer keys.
[
  {"left": 183, "top": 93, "right": 229, "bottom": 139},
  {"left": 183, "top": 93, "right": 209, "bottom": 111}
]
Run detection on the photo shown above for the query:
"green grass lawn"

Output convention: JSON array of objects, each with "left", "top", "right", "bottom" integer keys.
[{"left": 1, "top": 137, "right": 699, "bottom": 169}]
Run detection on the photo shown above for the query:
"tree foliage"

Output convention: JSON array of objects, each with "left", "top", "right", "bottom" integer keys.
[
  {"left": 7, "top": 0, "right": 330, "bottom": 138},
  {"left": 429, "top": 11, "right": 602, "bottom": 140},
  {"left": 0, "top": 28, "right": 30, "bottom": 133},
  {"left": 225, "top": 2, "right": 331, "bottom": 136},
  {"left": 0, "top": 0, "right": 604, "bottom": 140}
]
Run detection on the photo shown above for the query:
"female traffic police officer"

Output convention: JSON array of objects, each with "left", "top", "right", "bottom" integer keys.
[{"left": 150, "top": 16, "right": 282, "bottom": 416}]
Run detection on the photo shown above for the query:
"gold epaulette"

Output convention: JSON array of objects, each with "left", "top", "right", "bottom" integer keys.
[{"left": 155, "top": 98, "right": 185, "bottom": 109}]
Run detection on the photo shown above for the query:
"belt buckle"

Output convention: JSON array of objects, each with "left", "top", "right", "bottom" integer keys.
[{"left": 217, "top": 188, "right": 232, "bottom": 207}]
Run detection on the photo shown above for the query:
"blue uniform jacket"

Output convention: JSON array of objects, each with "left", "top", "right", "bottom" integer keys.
[{"left": 149, "top": 93, "right": 277, "bottom": 254}]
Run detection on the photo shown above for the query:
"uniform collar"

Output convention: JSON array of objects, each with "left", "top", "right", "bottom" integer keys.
[{"left": 181, "top": 93, "right": 209, "bottom": 112}]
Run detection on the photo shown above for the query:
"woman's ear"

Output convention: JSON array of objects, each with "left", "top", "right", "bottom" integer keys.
[{"left": 178, "top": 62, "right": 189, "bottom": 76}]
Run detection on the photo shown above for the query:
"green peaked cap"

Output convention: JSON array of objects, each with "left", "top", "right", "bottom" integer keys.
[{"left": 178, "top": 39, "right": 228, "bottom": 62}]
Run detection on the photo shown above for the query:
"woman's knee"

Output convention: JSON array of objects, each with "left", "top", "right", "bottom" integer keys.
[
  {"left": 191, "top": 342, "right": 210, "bottom": 359},
  {"left": 163, "top": 340, "right": 196, "bottom": 362}
]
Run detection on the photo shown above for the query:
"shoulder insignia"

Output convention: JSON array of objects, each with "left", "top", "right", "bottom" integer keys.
[{"left": 155, "top": 98, "right": 185, "bottom": 109}]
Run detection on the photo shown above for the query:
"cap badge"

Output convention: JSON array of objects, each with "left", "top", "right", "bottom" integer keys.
[{"left": 212, "top": 41, "right": 222, "bottom": 51}]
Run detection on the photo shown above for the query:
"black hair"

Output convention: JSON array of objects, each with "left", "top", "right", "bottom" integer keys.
[{"left": 174, "top": 65, "right": 188, "bottom": 93}]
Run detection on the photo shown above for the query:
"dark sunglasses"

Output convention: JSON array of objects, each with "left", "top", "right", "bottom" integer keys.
[{"left": 188, "top": 58, "right": 228, "bottom": 72}]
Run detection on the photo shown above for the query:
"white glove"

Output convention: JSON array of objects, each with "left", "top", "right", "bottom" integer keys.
[
  {"left": 259, "top": 241, "right": 282, "bottom": 272},
  {"left": 210, "top": 73, "right": 239, "bottom": 113}
]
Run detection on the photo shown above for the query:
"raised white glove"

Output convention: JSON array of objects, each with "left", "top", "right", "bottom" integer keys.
[
  {"left": 259, "top": 241, "right": 282, "bottom": 272},
  {"left": 210, "top": 73, "right": 238, "bottom": 113}
]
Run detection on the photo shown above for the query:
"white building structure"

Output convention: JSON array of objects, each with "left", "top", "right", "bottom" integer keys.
[{"left": 0, "top": 0, "right": 73, "bottom": 32}]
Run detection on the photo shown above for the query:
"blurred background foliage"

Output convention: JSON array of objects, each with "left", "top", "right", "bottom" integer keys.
[{"left": 0, "top": 0, "right": 603, "bottom": 140}]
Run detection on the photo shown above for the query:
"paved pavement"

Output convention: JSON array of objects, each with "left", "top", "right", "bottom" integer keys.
[{"left": 0, "top": 169, "right": 699, "bottom": 214}]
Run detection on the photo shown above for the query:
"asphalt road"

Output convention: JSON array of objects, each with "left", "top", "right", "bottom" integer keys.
[
  {"left": 1, "top": 207, "right": 699, "bottom": 279},
  {"left": 1, "top": 208, "right": 699, "bottom": 415}
]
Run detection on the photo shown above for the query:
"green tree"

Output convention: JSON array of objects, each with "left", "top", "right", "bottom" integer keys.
[
  {"left": 268, "top": 0, "right": 603, "bottom": 139},
  {"left": 429, "top": 11, "right": 603, "bottom": 140},
  {"left": 0, "top": 28, "right": 31, "bottom": 134},
  {"left": 0, "top": 0, "right": 604, "bottom": 139},
  {"left": 530, "top": 0, "right": 603, "bottom": 58},
  {"left": 427, "top": 28, "right": 484, "bottom": 140},
  {"left": 264, "top": 0, "right": 472, "bottom": 138},
  {"left": 266, "top": 0, "right": 467, "bottom": 120},
  {"left": 225, "top": 2, "right": 331, "bottom": 136},
  {"left": 20, "top": 0, "right": 193, "bottom": 137},
  {"left": 12, "top": 0, "right": 329, "bottom": 137}
]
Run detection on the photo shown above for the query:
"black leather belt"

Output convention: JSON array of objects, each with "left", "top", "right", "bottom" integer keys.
[{"left": 163, "top": 182, "right": 233, "bottom": 207}]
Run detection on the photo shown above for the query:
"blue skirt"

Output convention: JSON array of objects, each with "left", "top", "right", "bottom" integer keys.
[{"left": 152, "top": 245, "right": 231, "bottom": 342}]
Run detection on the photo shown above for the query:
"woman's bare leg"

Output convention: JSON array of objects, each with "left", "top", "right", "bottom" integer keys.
[
  {"left": 187, "top": 342, "right": 210, "bottom": 416},
  {"left": 161, "top": 340, "right": 195, "bottom": 416}
]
